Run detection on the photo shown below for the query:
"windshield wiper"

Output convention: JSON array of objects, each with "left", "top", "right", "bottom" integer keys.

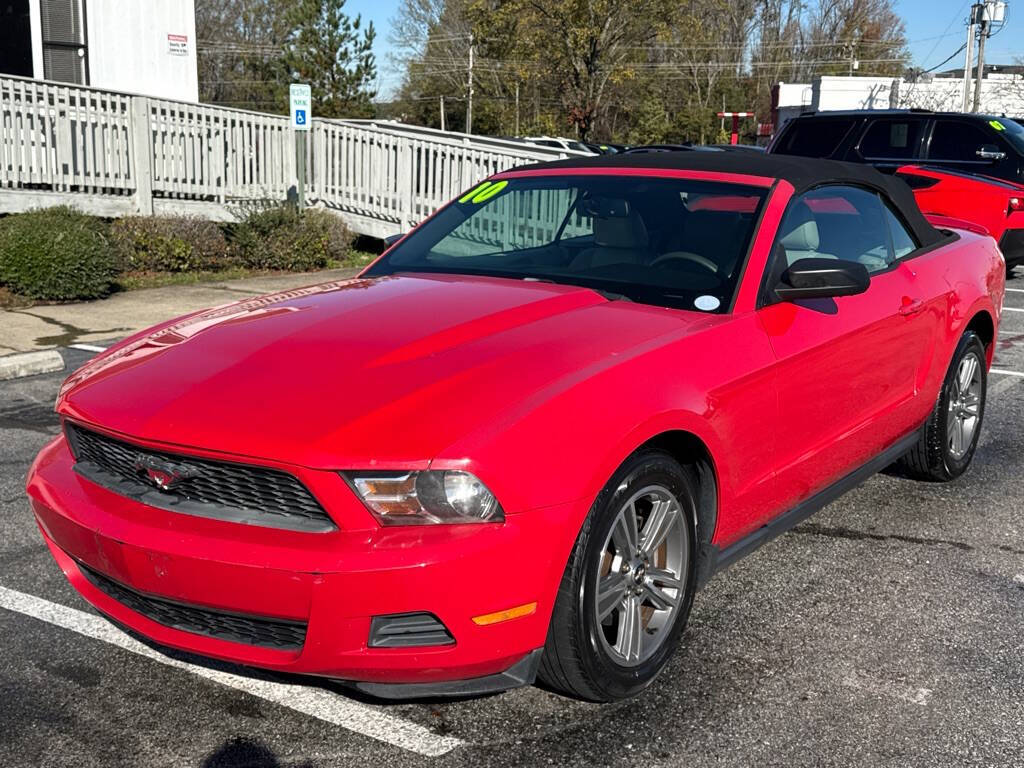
[{"left": 522, "top": 276, "right": 632, "bottom": 302}]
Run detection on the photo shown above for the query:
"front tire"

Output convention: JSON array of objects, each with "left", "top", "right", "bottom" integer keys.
[
  {"left": 538, "top": 451, "right": 696, "bottom": 701},
  {"left": 898, "top": 330, "right": 987, "bottom": 481}
]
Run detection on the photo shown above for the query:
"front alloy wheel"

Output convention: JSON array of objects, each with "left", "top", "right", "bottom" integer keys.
[
  {"left": 594, "top": 486, "right": 687, "bottom": 667},
  {"left": 539, "top": 451, "right": 696, "bottom": 701}
]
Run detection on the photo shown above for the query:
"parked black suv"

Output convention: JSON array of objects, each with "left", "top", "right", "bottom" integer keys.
[{"left": 769, "top": 110, "right": 1024, "bottom": 186}]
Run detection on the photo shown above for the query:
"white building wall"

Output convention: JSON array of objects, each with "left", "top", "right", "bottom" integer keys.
[
  {"left": 84, "top": 0, "right": 198, "bottom": 101},
  {"left": 810, "top": 76, "right": 900, "bottom": 111},
  {"left": 776, "top": 74, "right": 1024, "bottom": 121},
  {"left": 27, "top": 0, "right": 198, "bottom": 101}
]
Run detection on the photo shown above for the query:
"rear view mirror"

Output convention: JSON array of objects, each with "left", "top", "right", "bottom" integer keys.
[
  {"left": 775, "top": 258, "right": 870, "bottom": 301},
  {"left": 976, "top": 144, "right": 1006, "bottom": 162}
]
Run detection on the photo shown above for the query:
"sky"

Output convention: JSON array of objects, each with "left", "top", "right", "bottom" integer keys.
[{"left": 342, "top": 0, "right": 1024, "bottom": 99}]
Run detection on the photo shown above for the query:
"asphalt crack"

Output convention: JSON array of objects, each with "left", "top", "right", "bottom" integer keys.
[{"left": 792, "top": 522, "right": 974, "bottom": 551}]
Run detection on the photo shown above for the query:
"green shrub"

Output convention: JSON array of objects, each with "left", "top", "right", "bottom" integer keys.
[
  {"left": 0, "top": 207, "right": 116, "bottom": 300},
  {"left": 228, "top": 205, "right": 354, "bottom": 271},
  {"left": 110, "top": 215, "right": 230, "bottom": 273}
]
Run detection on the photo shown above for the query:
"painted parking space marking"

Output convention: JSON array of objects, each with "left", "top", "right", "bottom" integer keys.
[
  {"left": 1005, "top": 288, "right": 1024, "bottom": 293},
  {"left": 0, "top": 585, "right": 463, "bottom": 757},
  {"left": 68, "top": 344, "right": 109, "bottom": 353},
  {"left": 1003, "top": 307, "right": 1024, "bottom": 313},
  {"left": 991, "top": 368, "right": 1024, "bottom": 378}
]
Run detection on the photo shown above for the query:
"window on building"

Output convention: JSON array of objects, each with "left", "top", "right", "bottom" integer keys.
[
  {"left": 0, "top": 0, "right": 33, "bottom": 77},
  {"left": 41, "top": 0, "right": 88, "bottom": 85}
]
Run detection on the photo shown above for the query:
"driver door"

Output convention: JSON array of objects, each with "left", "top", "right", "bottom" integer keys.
[{"left": 758, "top": 185, "right": 932, "bottom": 512}]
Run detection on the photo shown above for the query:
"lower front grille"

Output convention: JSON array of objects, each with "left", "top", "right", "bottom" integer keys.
[{"left": 78, "top": 561, "right": 307, "bottom": 651}]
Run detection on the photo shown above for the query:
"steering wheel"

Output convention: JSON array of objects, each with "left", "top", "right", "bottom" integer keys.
[{"left": 650, "top": 251, "right": 719, "bottom": 274}]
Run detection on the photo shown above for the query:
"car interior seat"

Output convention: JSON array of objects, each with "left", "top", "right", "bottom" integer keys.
[
  {"left": 570, "top": 197, "right": 650, "bottom": 269},
  {"left": 779, "top": 202, "right": 836, "bottom": 266}
]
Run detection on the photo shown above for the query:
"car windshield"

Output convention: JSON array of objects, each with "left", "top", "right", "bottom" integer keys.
[
  {"left": 365, "top": 175, "right": 769, "bottom": 313},
  {"left": 991, "top": 117, "right": 1024, "bottom": 155}
]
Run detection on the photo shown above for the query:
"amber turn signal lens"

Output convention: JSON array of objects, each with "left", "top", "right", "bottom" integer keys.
[{"left": 472, "top": 602, "right": 538, "bottom": 626}]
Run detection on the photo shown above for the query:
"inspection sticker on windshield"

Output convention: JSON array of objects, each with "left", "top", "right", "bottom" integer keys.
[
  {"left": 989, "top": 120, "right": 1006, "bottom": 131},
  {"left": 694, "top": 295, "right": 720, "bottom": 311}
]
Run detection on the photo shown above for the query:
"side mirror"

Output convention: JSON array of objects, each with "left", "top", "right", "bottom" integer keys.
[
  {"left": 775, "top": 258, "right": 870, "bottom": 301},
  {"left": 976, "top": 144, "right": 1006, "bottom": 162},
  {"left": 383, "top": 233, "right": 406, "bottom": 247}
]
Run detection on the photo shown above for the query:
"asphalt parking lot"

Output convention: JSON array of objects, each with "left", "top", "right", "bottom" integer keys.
[{"left": 2, "top": 284, "right": 1024, "bottom": 768}]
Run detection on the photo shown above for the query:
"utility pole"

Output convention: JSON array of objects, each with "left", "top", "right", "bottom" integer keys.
[
  {"left": 972, "top": 7, "right": 989, "bottom": 112},
  {"left": 961, "top": 5, "right": 977, "bottom": 112},
  {"left": 514, "top": 82, "right": 520, "bottom": 136},
  {"left": 466, "top": 34, "right": 474, "bottom": 135},
  {"left": 440, "top": 96, "right": 446, "bottom": 131}
]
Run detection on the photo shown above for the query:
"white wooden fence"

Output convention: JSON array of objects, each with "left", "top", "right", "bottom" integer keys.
[{"left": 0, "top": 74, "right": 575, "bottom": 238}]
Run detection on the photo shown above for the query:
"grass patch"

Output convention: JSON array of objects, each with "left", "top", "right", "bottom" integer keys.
[
  {"left": 329, "top": 249, "right": 378, "bottom": 269},
  {"left": 116, "top": 266, "right": 271, "bottom": 292}
]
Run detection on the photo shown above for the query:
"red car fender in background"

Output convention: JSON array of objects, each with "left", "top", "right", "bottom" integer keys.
[{"left": 896, "top": 165, "right": 1024, "bottom": 270}]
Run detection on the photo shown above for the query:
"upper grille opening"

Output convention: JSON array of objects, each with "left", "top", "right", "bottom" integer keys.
[{"left": 65, "top": 423, "right": 335, "bottom": 533}]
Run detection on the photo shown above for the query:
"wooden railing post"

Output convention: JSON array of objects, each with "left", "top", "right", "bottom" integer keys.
[
  {"left": 398, "top": 137, "right": 414, "bottom": 231},
  {"left": 130, "top": 96, "right": 153, "bottom": 215}
]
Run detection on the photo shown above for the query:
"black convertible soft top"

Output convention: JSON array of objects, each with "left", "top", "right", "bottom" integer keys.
[{"left": 517, "top": 151, "right": 945, "bottom": 248}]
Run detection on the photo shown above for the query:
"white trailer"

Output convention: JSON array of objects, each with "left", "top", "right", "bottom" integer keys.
[{"left": 0, "top": 0, "right": 198, "bottom": 102}]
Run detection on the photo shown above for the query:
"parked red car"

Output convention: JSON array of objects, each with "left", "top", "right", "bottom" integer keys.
[
  {"left": 895, "top": 164, "right": 1024, "bottom": 272},
  {"left": 27, "top": 154, "right": 1005, "bottom": 702}
]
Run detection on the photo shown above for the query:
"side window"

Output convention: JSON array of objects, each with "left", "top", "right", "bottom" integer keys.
[
  {"left": 773, "top": 186, "right": 894, "bottom": 275},
  {"left": 773, "top": 119, "right": 856, "bottom": 158},
  {"left": 884, "top": 204, "right": 919, "bottom": 259},
  {"left": 859, "top": 119, "right": 922, "bottom": 159},
  {"left": 928, "top": 121, "right": 1004, "bottom": 161}
]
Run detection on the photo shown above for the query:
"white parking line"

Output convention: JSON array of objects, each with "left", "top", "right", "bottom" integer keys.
[
  {"left": 991, "top": 368, "right": 1024, "bottom": 378},
  {"left": 1003, "top": 307, "right": 1024, "bottom": 313},
  {"left": 1005, "top": 288, "right": 1024, "bottom": 293},
  {"left": 0, "top": 585, "right": 463, "bottom": 757},
  {"left": 68, "top": 343, "right": 108, "bottom": 353}
]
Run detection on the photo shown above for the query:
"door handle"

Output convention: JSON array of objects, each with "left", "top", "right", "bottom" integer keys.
[{"left": 899, "top": 298, "right": 925, "bottom": 316}]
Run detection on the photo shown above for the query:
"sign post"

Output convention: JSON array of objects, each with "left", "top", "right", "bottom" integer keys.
[
  {"left": 289, "top": 84, "right": 312, "bottom": 209},
  {"left": 716, "top": 111, "right": 754, "bottom": 145}
]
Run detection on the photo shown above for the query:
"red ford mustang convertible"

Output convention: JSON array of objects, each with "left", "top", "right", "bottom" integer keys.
[{"left": 27, "top": 154, "right": 1005, "bottom": 701}]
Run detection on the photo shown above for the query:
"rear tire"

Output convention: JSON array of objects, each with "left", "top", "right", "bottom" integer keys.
[
  {"left": 897, "top": 330, "right": 986, "bottom": 481},
  {"left": 538, "top": 451, "right": 696, "bottom": 701}
]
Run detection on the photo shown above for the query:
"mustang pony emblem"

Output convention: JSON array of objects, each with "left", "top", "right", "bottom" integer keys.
[{"left": 133, "top": 455, "right": 194, "bottom": 492}]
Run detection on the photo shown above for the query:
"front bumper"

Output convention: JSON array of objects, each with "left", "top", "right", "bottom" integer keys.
[{"left": 27, "top": 434, "right": 581, "bottom": 694}]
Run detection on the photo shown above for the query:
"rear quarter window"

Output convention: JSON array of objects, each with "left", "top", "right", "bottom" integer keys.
[{"left": 774, "top": 119, "right": 856, "bottom": 158}]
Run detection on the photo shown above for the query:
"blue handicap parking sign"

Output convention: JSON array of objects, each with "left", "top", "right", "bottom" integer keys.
[{"left": 295, "top": 109, "right": 307, "bottom": 125}]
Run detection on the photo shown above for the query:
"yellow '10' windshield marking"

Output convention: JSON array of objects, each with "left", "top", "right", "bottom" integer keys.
[{"left": 457, "top": 180, "right": 509, "bottom": 204}]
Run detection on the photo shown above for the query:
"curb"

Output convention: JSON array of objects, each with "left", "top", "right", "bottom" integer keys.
[{"left": 0, "top": 350, "right": 65, "bottom": 382}]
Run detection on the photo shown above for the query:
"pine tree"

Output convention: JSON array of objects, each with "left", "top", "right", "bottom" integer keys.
[{"left": 282, "top": 0, "right": 377, "bottom": 118}]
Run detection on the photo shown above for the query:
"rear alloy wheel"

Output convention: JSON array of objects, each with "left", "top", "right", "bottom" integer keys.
[
  {"left": 898, "top": 330, "right": 987, "bottom": 481},
  {"left": 539, "top": 451, "right": 696, "bottom": 701}
]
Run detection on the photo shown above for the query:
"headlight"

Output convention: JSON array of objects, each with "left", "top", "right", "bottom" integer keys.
[{"left": 342, "top": 470, "right": 504, "bottom": 526}]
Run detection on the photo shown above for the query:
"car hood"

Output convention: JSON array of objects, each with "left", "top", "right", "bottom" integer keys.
[{"left": 58, "top": 273, "right": 716, "bottom": 468}]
